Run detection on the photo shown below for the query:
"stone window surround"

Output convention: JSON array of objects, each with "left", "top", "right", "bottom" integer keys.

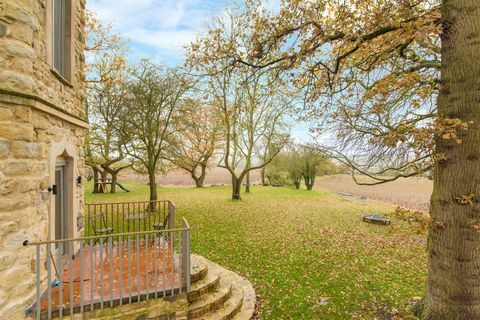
[
  {"left": 45, "top": 0, "right": 75, "bottom": 85},
  {"left": 48, "top": 138, "right": 80, "bottom": 244}
]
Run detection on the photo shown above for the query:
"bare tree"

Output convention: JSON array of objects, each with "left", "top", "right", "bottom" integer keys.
[
  {"left": 120, "top": 60, "right": 189, "bottom": 201},
  {"left": 186, "top": 8, "right": 292, "bottom": 200},
  {"left": 166, "top": 97, "right": 222, "bottom": 187}
]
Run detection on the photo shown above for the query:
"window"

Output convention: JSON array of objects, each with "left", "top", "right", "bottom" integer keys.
[{"left": 52, "top": 0, "right": 71, "bottom": 79}]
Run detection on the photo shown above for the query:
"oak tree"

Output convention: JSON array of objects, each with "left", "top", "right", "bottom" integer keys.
[{"left": 191, "top": 0, "right": 480, "bottom": 317}]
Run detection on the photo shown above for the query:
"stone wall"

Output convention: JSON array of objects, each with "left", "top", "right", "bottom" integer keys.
[
  {"left": 0, "top": 0, "right": 86, "bottom": 119},
  {"left": 0, "top": 0, "right": 87, "bottom": 318},
  {"left": 71, "top": 296, "right": 188, "bottom": 320},
  {"left": 0, "top": 94, "right": 86, "bottom": 318}
]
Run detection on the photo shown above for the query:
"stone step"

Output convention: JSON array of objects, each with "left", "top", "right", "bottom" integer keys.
[
  {"left": 191, "top": 255, "right": 209, "bottom": 284},
  {"left": 188, "top": 268, "right": 221, "bottom": 303},
  {"left": 231, "top": 277, "right": 255, "bottom": 320},
  {"left": 199, "top": 284, "right": 244, "bottom": 320},
  {"left": 188, "top": 255, "right": 255, "bottom": 320},
  {"left": 187, "top": 279, "right": 233, "bottom": 319}
]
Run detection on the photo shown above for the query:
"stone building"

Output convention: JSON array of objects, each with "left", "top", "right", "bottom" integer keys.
[{"left": 0, "top": 0, "right": 87, "bottom": 318}]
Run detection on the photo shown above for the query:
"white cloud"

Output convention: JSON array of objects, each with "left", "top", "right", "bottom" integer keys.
[{"left": 88, "top": 0, "right": 224, "bottom": 65}]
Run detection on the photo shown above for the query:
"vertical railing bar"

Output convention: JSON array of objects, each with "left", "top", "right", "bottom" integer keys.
[
  {"left": 89, "top": 239, "right": 94, "bottom": 311},
  {"left": 116, "top": 203, "right": 119, "bottom": 236},
  {"left": 80, "top": 240, "right": 84, "bottom": 314},
  {"left": 137, "top": 234, "right": 141, "bottom": 302},
  {"left": 127, "top": 234, "right": 132, "bottom": 304},
  {"left": 122, "top": 203, "right": 125, "bottom": 234},
  {"left": 178, "top": 232, "right": 182, "bottom": 295},
  {"left": 109, "top": 236, "right": 113, "bottom": 307},
  {"left": 58, "top": 245, "right": 63, "bottom": 318},
  {"left": 162, "top": 237, "right": 166, "bottom": 297},
  {"left": 144, "top": 202, "right": 151, "bottom": 231},
  {"left": 47, "top": 244, "right": 52, "bottom": 319},
  {"left": 145, "top": 233, "right": 149, "bottom": 300},
  {"left": 127, "top": 203, "right": 130, "bottom": 233},
  {"left": 111, "top": 203, "right": 115, "bottom": 235},
  {"left": 170, "top": 231, "right": 174, "bottom": 295},
  {"left": 69, "top": 248, "right": 73, "bottom": 316},
  {"left": 95, "top": 204, "right": 99, "bottom": 234},
  {"left": 143, "top": 202, "right": 147, "bottom": 232},
  {"left": 119, "top": 237, "right": 123, "bottom": 305},
  {"left": 100, "top": 240, "right": 104, "bottom": 309},
  {"left": 186, "top": 228, "right": 191, "bottom": 292},
  {"left": 35, "top": 245, "right": 40, "bottom": 320},
  {"left": 154, "top": 236, "right": 158, "bottom": 299}
]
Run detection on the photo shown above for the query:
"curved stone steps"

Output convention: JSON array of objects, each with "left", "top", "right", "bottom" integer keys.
[
  {"left": 187, "top": 280, "right": 233, "bottom": 319},
  {"left": 231, "top": 277, "right": 255, "bottom": 320},
  {"left": 199, "top": 284, "right": 244, "bottom": 320},
  {"left": 188, "top": 255, "right": 256, "bottom": 320},
  {"left": 191, "top": 255, "right": 209, "bottom": 284},
  {"left": 188, "top": 268, "right": 221, "bottom": 303}
]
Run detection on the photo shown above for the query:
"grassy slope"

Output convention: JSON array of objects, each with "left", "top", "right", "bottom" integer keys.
[{"left": 85, "top": 182, "right": 426, "bottom": 319}]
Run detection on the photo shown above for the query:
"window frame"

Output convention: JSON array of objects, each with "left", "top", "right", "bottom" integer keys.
[{"left": 47, "top": 0, "right": 74, "bottom": 84}]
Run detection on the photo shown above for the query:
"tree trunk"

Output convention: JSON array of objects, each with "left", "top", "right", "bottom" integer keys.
[
  {"left": 92, "top": 167, "right": 100, "bottom": 193},
  {"left": 245, "top": 171, "right": 250, "bottom": 193},
  {"left": 110, "top": 171, "right": 117, "bottom": 194},
  {"left": 261, "top": 167, "right": 267, "bottom": 186},
  {"left": 294, "top": 181, "right": 300, "bottom": 189},
  {"left": 304, "top": 174, "right": 314, "bottom": 191},
  {"left": 190, "top": 164, "right": 207, "bottom": 187},
  {"left": 99, "top": 171, "right": 108, "bottom": 193},
  {"left": 148, "top": 170, "right": 157, "bottom": 202},
  {"left": 423, "top": 1, "right": 480, "bottom": 318},
  {"left": 231, "top": 176, "right": 242, "bottom": 200}
]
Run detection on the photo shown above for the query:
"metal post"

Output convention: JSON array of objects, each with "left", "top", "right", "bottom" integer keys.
[{"left": 35, "top": 245, "right": 40, "bottom": 320}]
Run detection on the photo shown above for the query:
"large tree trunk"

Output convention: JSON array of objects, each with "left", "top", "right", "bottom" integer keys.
[
  {"left": 423, "top": 1, "right": 480, "bottom": 318},
  {"left": 294, "top": 180, "right": 300, "bottom": 189},
  {"left": 148, "top": 169, "right": 157, "bottom": 202},
  {"left": 99, "top": 170, "right": 108, "bottom": 193},
  {"left": 304, "top": 174, "right": 314, "bottom": 191},
  {"left": 261, "top": 167, "right": 267, "bottom": 186},
  {"left": 231, "top": 176, "right": 242, "bottom": 200},
  {"left": 245, "top": 171, "right": 250, "bottom": 193},
  {"left": 92, "top": 167, "right": 100, "bottom": 193},
  {"left": 110, "top": 171, "right": 118, "bottom": 194},
  {"left": 191, "top": 164, "right": 207, "bottom": 187}
]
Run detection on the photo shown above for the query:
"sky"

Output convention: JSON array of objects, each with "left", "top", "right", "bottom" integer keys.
[
  {"left": 87, "top": 0, "right": 228, "bottom": 65},
  {"left": 87, "top": 0, "right": 311, "bottom": 141}
]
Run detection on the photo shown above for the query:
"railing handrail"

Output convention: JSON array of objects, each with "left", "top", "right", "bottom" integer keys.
[
  {"left": 85, "top": 199, "right": 172, "bottom": 206},
  {"left": 26, "top": 216, "right": 192, "bottom": 319},
  {"left": 23, "top": 226, "right": 190, "bottom": 246}
]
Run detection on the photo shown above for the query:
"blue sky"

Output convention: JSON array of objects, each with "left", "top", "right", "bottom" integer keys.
[{"left": 87, "top": 0, "right": 227, "bottom": 65}]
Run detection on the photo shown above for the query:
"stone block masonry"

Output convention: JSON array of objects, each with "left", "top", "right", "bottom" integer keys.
[{"left": 0, "top": 0, "right": 88, "bottom": 318}]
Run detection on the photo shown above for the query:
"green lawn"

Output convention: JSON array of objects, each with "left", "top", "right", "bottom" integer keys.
[{"left": 85, "top": 182, "right": 426, "bottom": 319}]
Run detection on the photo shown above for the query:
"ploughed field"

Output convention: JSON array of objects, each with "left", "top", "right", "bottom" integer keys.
[
  {"left": 85, "top": 183, "right": 427, "bottom": 319},
  {"left": 316, "top": 175, "right": 432, "bottom": 212}
]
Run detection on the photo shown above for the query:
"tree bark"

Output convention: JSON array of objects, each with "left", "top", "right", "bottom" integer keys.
[
  {"left": 110, "top": 171, "right": 118, "bottom": 194},
  {"left": 92, "top": 167, "right": 100, "bottom": 193},
  {"left": 245, "top": 171, "right": 251, "bottom": 193},
  {"left": 261, "top": 167, "right": 267, "bottom": 186},
  {"left": 231, "top": 176, "right": 242, "bottom": 200},
  {"left": 148, "top": 169, "right": 157, "bottom": 202},
  {"left": 423, "top": 1, "right": 480, "bottom": 318},
  {"left": 304, "top": 174, "right": 314, "bottom": 191},
  {"left": 191, "top": 164, "right": 207, "bottom": 187}
]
